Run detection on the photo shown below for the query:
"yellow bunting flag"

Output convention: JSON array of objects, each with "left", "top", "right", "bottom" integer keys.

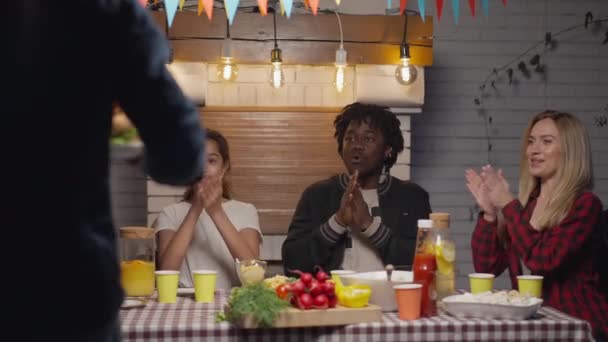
[
  {"left": 309, "top": 0, "right": 319, "bottom": 15},
  {"left": 179, "top": 0, "right": 186, "bottom": 10},
  {"left": 198, "top": 0, "right": 204, "bottom": 16},
  {"left": 303, "top": 0, "right": 309, "bottom": 9},
  {"left": 335, "top": 0, "right": 342, "bottom": 5},
  {"left": 257, "top": 0, "right": 268, "bottom": 16},
  {"left": 203, "top": 0, "right": 214, "bottom": 19}
]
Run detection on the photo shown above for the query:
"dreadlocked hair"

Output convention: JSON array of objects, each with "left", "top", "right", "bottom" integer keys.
[{"left": 333, "top": 102, "right": 404, "bottom": 171}]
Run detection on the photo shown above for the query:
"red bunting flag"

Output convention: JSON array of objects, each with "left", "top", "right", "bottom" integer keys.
[
  {"left": 400, "top": 0, "right": 408, "bottom": 15},
  {"left": 502, "top": 0, "right": 507, "bottom": 6},
  {"left": 309, "top": 0, "right": 319, "bottom": 15},
  {"left": 203, "top": 0, "right": 214, "bottom": 19},
  {"left": 257, "top": 0, "right": 268, "bottom": 16},
  {"left": 137, "top": 0, "right": 147, "bottom": 7},
  {"left": 468, "top": 0, "right": 476, "bottom": 17},
  {"left": 436, "top": 0, "right": 444, "bottom": 21}
]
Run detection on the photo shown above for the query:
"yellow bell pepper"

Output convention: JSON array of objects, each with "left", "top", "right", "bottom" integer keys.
[{"left": 331, "top": 277, "right": 372, "bottom": 308}]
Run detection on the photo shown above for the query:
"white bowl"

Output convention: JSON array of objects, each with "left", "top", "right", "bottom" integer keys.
[{"left": 340, "top": 270, "right": 413, "bottom": 311}]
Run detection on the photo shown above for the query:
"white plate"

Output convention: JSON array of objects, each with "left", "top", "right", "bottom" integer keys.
[
  {"left": 442, "top": 294, "right": 543, "bottom": 320},
  {"left": 121, "top": 299, "right": 147, "bottom": 309}
]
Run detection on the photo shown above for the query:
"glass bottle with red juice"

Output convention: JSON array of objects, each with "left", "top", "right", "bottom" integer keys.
[{"left": 413, "top": 219, "right": 437, "bottom": 317}]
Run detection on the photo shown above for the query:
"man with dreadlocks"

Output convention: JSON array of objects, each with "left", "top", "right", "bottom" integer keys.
[{"left": 282, "top": 102, "right": 432, "bottom": 275}]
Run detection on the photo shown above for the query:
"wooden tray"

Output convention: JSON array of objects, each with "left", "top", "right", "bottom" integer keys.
[{"left": 231, "top": 304, "right": 383, "bottom": 328}]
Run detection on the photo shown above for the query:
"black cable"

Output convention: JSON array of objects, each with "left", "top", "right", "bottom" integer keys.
[
  {"left": 226, "top": 18, "right": 230, "bottom": 39},
  {"left": 402, "top": 12, "right": 408, "bottom": 44},
  {"left": 273, "top": 7, "right": 278, "bottom": 49}
]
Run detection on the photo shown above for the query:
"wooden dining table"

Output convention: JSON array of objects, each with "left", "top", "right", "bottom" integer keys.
[{"left": 119, "top": 289, "right": 595, "bottom": 341}]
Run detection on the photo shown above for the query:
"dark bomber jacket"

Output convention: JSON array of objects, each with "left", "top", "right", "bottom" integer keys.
[{"left": 282, "top": 174, "right": 432, "bottom": 275}]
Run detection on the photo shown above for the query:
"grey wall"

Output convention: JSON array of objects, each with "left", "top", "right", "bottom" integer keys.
[{"left": 410, "top": 0, "right": 608, "bottom": 289}]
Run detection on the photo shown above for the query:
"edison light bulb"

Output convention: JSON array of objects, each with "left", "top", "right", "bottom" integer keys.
[
  {"left": 217, "top": 57, "right": 238, "bottom": 82},
  {"left": 269, "top": 62, "right": 285, "bottom": 88},
  {"left": 334, "top": 47, "right": 347, "bottom": 93},
  {"left": 334, "top": 65, "right": 346, "bottom": 93},
  {"left": 395, "top": 57, "right": 418, "bottom": 85}
]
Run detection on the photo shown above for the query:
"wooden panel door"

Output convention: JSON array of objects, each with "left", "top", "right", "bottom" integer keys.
[{"left": 201, "top": 107, "right": 344, "bottom": 235}]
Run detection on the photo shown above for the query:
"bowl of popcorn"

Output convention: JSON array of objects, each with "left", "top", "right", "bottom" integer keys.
[{"left": 235, "top": 259, "right": 267, "bottom": 285}]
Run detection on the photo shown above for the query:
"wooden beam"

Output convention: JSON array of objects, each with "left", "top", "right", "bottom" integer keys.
[{"left": 150, "top": 11, "right": 433, "bottom": 66}]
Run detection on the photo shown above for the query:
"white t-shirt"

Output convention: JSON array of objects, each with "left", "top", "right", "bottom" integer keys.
[
  {"left": 154, "top": 200, "right": 262, "bottom": 289},
  {"left": 341, "top": 189, "right": 385, "bottom": 272}
]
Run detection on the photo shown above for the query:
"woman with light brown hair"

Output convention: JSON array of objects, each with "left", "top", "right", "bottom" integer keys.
[
  {"left": 466, "top": 110, "right": 607, "bottom": 339},
  {"left": 154, "top": 129, "right": 262, "bottom": 290}
]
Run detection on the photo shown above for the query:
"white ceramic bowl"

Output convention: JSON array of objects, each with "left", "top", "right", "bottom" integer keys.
[{"left": 340, "top": 270, "right": 413, "bottom": 311}]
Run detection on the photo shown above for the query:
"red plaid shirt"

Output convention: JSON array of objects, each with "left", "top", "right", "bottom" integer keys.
[{"left": 471, "top": 191, "right": 608, "bottom": 337}]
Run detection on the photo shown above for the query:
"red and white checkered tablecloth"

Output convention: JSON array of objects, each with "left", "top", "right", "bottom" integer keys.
[{"left": 120, "top": 289, "right": 595, "bottom": 342}]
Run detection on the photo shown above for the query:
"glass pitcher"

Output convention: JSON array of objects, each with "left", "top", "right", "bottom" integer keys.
[{"left": 120, "top": 227, "right": 156, "bottom": 297}]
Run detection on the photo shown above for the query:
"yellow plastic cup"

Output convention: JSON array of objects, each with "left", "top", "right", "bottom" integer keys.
[
  {"left": 193, "top": 270, "right": 217, "bottom": 303},
  {"left": 518, "top": 275, "right": 543, "bottom": 298},
  {"left": 469, "top": 273, "right": 495, "bottom": 294},
  {"left": 155, "top": 270, "right": 180, "bottom": 303}
]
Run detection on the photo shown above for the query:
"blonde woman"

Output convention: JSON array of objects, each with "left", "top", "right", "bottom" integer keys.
[
  {"left": 466, "top": 111, "right": 607, "bottom": 339},
  {"left": 155, "top": 129, "right": 262, "bottom": 290}
]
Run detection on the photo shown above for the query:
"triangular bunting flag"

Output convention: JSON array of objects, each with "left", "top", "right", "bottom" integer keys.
[
  {"left": 165, "top": 0, "right": 179, "bottom": 28},
  {"left": 418, "top": 0, "right": 426, "bottom": 22},
  {"left": 257, "top": 0, "right": 268, "bottom": 16},
  {"left": 303, "top": 0, "right": 309, "bottom": 9},
  {"left": 225, "top": 0, "right": 239, "bottom": 25},
  {"left": 335, "top": 0, "right": 342, "bottom": 5},
  {"left": 502, "top": 0, "right": 507, "bottom": 6},
  {"left": 436, "top": 0, "right": 444, "bottom": 21},
  {"left": 154, "top": 0, "right": 158, "bottom": 4},
  {"left": 468, "top": 0, "right": 475, "bottom": 17},
  {"left": 198, "top": 0, "right": 204, "bottom": 16},
  {"left": 387, "top": 0, "right": 392, "bottom": 11},
  {"left": 482, "top": 0, "right": 488, "bottom": 16},
  {"left": 309, "top": 0, "right": 319, "bottom": 15},
  {"left": 137, "top": 0, "right": 147, "bottom": 7},
  {"left": 280, "top": 0, "right": 293, "bottom": 18},
  {"left": 400, "top": 0, "right": 408, "bottom": 15},
  {"left": 203, "top": 0, "right": 214, "bottom": 20},
  {"left": 452, "top": 0, "right": 460, "bottom": 24},
  {"left": 179, "top": 0, "right": 185, "bottom": 10}
]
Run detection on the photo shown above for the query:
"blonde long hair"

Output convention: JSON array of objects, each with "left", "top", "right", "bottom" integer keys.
[{"left": 518, "top": 111, "right": 594, "bottom": 230}]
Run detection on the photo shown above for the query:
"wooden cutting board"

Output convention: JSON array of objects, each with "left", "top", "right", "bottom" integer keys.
[{"left": 232, "top": 304, "right": 383, "bottom": 328}]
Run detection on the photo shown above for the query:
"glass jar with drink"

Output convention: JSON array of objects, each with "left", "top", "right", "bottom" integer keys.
[
  {"left": 431, "top": 212, "right": 456, "bottom": 300},
  {"left": 120, "top": 227, "right": 156, "bottom": 297},
  {"left": 413, "top": 219, "right": 437, "bottom": 317}
]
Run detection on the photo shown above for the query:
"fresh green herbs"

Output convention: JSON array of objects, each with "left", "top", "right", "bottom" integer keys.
[{"left": 220, "top": 283, "right": 289, "bottom": 328}]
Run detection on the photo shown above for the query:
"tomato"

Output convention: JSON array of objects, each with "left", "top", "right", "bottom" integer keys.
[{"left": 275, "top": 283, "right": 290, "bottom": 300}]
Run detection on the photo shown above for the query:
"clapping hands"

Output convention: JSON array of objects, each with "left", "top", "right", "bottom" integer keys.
[
  {"left": 465, "top": 165, "right": 514, "bottom": 221},
  {"left": 335, "top": 171, "right": 373, "bottom": 232},
  {"left": 192, "top": 174, "right": 223, "bottom": 212}
]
